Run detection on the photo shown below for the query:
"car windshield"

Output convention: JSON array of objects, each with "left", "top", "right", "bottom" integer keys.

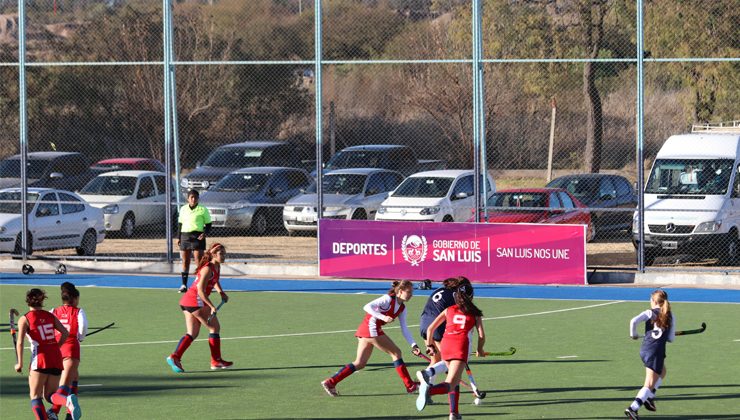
[
  {"left": 393, "top": 177, "right": 453, "bottom": 198},
  {"left": 214, "top": 173, "right": 268, "bottom": 192},
  {"left": 0, "top": 191, "right": 39, "bottom": 214},
  {"left": 645, "top": 158, "right": 734, "bottom": 195},
  {"left": 202, "top": 148, "right": 264, "bottom": 168},
  {"left": 80, "top": 176, "right": 137, "bottom": 195},
  {"left": 325, "top": 150, "right": 384, "bottom": 170},
  {"left": 307, "top": 174, "right": 366, "bottom": 195},
  {"left": 487, "top": 193, "right": 547, "bottom": 210},
  {"left": 0, "top": 159, "right": 50, "bottom": 179},
  {"left": 547, "top": 178, "right": 598, "bottom": 201}
]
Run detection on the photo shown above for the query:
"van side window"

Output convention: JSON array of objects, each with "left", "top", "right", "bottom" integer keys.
[
  {"left": 733, "top": 170, "right": 740, "bottom": 198},
  {"left": 452, "top": 176, "right": 474, "bottom": 198},
  {"left": 137, "top": 177, "right": 156, "bottom": 199}
]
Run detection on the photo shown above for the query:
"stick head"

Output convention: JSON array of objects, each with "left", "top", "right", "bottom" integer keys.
[{"left": 700, "top": 322, "right": 707, "bottom": 331}]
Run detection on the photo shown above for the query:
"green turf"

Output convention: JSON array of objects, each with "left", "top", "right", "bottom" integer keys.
[{"left": 1, "top": 285, "right": 739, "bottom": 419}]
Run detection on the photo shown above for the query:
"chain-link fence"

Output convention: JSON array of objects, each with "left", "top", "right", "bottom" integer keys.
[{"left": 0, "top": 1, "right": 738, "bottom": 273}]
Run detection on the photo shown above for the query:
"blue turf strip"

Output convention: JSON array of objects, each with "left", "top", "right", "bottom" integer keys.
[{"left": 1, "top": 273, "right": 739, "bottom": 304}]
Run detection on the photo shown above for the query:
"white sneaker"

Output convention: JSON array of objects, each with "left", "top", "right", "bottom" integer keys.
[
  {"left": 449, "top": 413, "right": 462, "bottom": 420},
  {"left": 178, "top": 285, "right": 187, "bottom": 293},
  {"left": 416, "top": 369, "right": 432, "bottom": 385},
  {"left": 66, "top": 394, "right": 81, "bottom": 420}
]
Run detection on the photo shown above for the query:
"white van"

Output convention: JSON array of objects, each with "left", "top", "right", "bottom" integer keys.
[{"left": 632, "top": 121, "right": 740, "bottom": 265}]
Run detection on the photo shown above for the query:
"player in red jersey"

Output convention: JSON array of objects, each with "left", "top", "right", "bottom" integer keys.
[
  {"left": 14, "top": 288, "right": 81, "bottom": 420},
  {"left": 49, "top": 282, "right": 88, "bottom": 420},
  {"left": 416, "top": 283, "right": 486, "bottom": 420},
  {"left": 321, "top": 280, "right": 423, "bottom": 397},
  {"left": 167, "top": 242, "right": 232, "bottom": 372}
]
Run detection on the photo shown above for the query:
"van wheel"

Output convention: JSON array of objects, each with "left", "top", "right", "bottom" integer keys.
[
  {"left": 76, "top": 230, "right": 97, "bottom": 256},
  {"left": 351, "top": 209, "right": 367, "bottom": 220},
  {"left": 718, "top": 230, "right": 739, "bottom": 266},
  {"left": 251, "top": 211, "right": 268, "bottom": 236},
  {"left": 121, "top": 213, "right": 136, "bottom": 238}
]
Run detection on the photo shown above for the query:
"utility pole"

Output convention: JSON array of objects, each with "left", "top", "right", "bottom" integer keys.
[{"left": 547, "top": 97, "right": 557, "bottom": 183}]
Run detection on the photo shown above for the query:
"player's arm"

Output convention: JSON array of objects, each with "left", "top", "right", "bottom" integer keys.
[
  {"left": 667, "top": 313, "right": 676, "bottom": 342},
  {"left": 474, "top": 315, "right": 486, "bottom": 356},
  {"left": 425, "top": 310, "right": 447, "bottom": 355},
  {"left": 397, "top": 309, "right": 419, "bottom": 354},
  {"left": 363, "top": 295, "right": 393, "bottom": 323},
  {"left": 629, "top": 309, "right": 653, "bottom": 339},
  {"left": 213, "top": 281, "right": 228, "bottom": 303},
  {"left": 14, "top": 316, "right": 28, "bottom": 372},
  {"left": 77, "top": 308, "right": 88, "bottom": 342},
  {"left": 53, "top": 316, "right": 69, "bottom": 345},
  {"left": 197, "top": 266, "right": 217, "bottom": 312}
]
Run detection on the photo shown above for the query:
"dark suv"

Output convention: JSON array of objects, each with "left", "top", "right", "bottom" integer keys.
[
  {"left": 181, "top": 141, "right": 308, "bottom": 193},
  {"left": 546, "top": 173, "right": 637, "bottom": 238},
  {"left": 0, "top": 152, "right": 95, "bottom": 191}
]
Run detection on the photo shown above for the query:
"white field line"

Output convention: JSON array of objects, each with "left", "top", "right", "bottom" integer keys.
[
  {"left": 0, "top": 301, "right": 623, "bottom": 351},
  {"left": 78, "top": 384, "right": 103, "bottom": 387},
  {"left": 556, "top": 355, "right": 579, "bottom": 359}
]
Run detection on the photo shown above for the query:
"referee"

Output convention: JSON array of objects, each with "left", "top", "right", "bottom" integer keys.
[{"left": 176, "top": 189, "right": 212, "bottom": 292}]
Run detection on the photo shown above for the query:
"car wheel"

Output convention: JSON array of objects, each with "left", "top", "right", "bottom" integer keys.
[
  {"left": 351, "top": 209, "right": 367, "bottom": 220},
  {"left": 76, "top": 230, "right": 97, "bottom": 256},
  {"left": 14, "top": 232, "right": 33, "bottom": 256},
  {"left": 122, "top": 213, "right": 136, "bottom": 238},
  {"left": 442, "top": 215, "right": 454, "bottom": 222},
  {"left": 251, "top": 211, "right": 268, "bottom": 236},
  {"left": 718, "top": 230, "right": 739, "bottom": 266}
]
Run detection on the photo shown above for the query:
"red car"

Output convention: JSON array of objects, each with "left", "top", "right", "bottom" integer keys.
[
  {"left": 470, "top": 187, "right": 595, "bottom": 242},
  {"left": 91, "top": 158, "right": 165, "bottom": 173}
]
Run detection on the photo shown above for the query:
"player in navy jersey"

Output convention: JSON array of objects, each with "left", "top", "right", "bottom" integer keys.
[
  {"left": 416, "top": 277, "right": 471, "bottom": 386},
  {"left": 321, "top": 280, "right": 423, "bottom": 397},
  {"left": 625, "top": 289, "right": 675, "bottom": 419}
]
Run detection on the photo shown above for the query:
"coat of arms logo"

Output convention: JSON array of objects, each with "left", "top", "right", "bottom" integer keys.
[{"left": 401, "top": 234, "right": 428, "bottom": 266}]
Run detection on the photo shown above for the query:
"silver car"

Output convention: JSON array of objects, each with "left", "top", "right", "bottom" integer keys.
[
  {"left": 200, "top": 167, "right": 313, "bottom": 235},
  {"left": 283, "top": 168, "right": 404, "bottom": 234}
]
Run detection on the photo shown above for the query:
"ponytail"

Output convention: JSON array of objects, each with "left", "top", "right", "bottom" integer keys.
[
  {"left": 388, "top": 280, "right": 413, "bottom": 296},
  {"left": 194, "top": 243, "right": 225, "bottom": 274},
  {"left": 454, "top": 281, "right": 482, "bottom": 317},
  {"left": 651, "top": 289, "right": 672, "bottom": 330}
]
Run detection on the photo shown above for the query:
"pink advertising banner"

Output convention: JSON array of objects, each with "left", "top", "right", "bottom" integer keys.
[{"left": 319, "top": 220, "right": 586, "bottom": 285}]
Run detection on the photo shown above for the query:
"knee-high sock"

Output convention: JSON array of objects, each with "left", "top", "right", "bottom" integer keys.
[
  {"left": 430, "top": 382, "right": 451, "bottom": 396},
  {"left": 208, "top": 333, "right": 221, "bottom": 362},
  {"left": 71, "top": 380, "right": 79, "bottom": 395},
  {"left": 50, "top": 385, "right": 71, "bottom": 413},
  {"left": 630, "top": 386, "right": 651, "bottom": 411},
  {"left": 172, "top": 334, "right": 194, "bottom": 359},
  {"left": 393, "top": 359, "right": 415, "bottom": 389},
  {"left": 328, "top": 363, "right": 356, "bottom": 385},
  {"left": 428, "top": 360, "right": 448, "bottom": 384},
  {"left": 651, "top": 377, "right": 663, "bottom": 394},
  {"left": 30, "top": 398, "right": 46, "bottom": 420},
  {"left": 181, "top": 272, "right": 188, "bottom": 287},
  {"left": 448, "top": 385, "right": 460, "bottom": 414}
]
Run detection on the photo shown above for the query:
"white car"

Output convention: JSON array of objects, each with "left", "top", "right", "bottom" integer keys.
[
  {"left": 0, "top": 188, "right": 105, "bottom": 255},
  {"left": 375, "top": 170, "right": 496, "bottom": 222},
  {"left": 79, "top": 170, "right": 178, "bottom": 238},
  {"left": 283, "top": 168, "right": 404, "bottom": 234}
]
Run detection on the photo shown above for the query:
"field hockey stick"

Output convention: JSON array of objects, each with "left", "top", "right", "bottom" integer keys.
[
  {"left": 9, "top": 308, "right": 19, "bottom": 364},
  {"left": 86, "top": 322, "right": 115, "bottom": 337},
  {"left": 675, "top": 322, "right": 706, "bottom": 336},
  {"left": 413, "top": 350, "right": 479, "bottom": 394},
  {"left": 464, "top": 363, "right": 486, "bottom": 399},
  {"left": 207, "top": 300, "right": 226, "bottom": 323},
  {"left": 479, "top": 347, "right": 517, "bottom": 357}
]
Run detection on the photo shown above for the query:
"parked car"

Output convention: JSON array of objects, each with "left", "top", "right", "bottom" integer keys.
[
  {"left": 79, "top": 171, "right": 179, "bottom": 238},
  {"left": 471, "top": 188, "right": 594, "bottom": 241},
  {"left": 90, "top": 158, "right": 165, "bottom": 173},
  {"left": 0, "top": 188, "right": 105, "bottom": 255},
  {"left": 632, "top": 123, "right": 740, "bottom": 265},
  {"left": 0, "top": 151, "right": 95, "bottom": 191},
  {"left": 546, "top": 173, "right": 636, "bottom": 238},
  {"left": 200, "top": 167, "right": 313, "bottom": 235},
  {"left": 181, "top": 141, "right": 309, "bottom": 193},
  {"left": 375, "top": 170, "right": 496, "bottom": 222},
  {"left": 283, "top": 168, "right": 404, "bottom": 234},
  {"left": 314, "top": 144, "right": 446, "bottom": 178}
]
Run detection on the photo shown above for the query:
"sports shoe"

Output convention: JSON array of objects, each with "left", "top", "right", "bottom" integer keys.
[
  {"left": 46, "top": 409, "right": 59, "bottom": 420},
  {"left": 178, "top": 285, "right": 187, "bottom": 293},
  {"left": 449, "top": 413, "right": 462, "bottom": 420},
  {"left": 210, "top": 359, "right": 233, "bottom": 370},
  {"left": 65, "top": 414, "right": 72, "bottom": 420},
  {"left": 624, "top": 407, "right": 639, "bottom": 419},
  {"left": 416, "top": 380, "right": 429, "bottom": 411},
  {"left": 65, "top": 394, "right": 81, "bottom": 420},
  {"left": 406, "top": 381, "right": 419, "bottom": 393},
  {"left": 416, "top": 369, "right": 432, "bottom": 385},
  {"left": 166, "top": 355, "right": 185, "bottom": 373},
  {"left": 321, "top": 379, "right": 339, "bottom": 397},
  {"left": 643, "top": 398, "right": 656, "bottom": 412}
]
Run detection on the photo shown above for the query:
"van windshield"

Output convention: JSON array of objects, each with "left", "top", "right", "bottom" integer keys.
[
  {"left": 325, "top": 150, "right": 384, "bottom": 170},
  {"left": 645, "top": 159, "right": 734, "bottom": 195},
  {"left": 202, "top": 148, "right": 264, "bottom": 168}
]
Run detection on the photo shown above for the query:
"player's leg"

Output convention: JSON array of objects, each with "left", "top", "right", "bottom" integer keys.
[
  {"left": 28, "top": 371, "right": 47, "bottom": 420},
  {"left": 444, "top": 361, "right": 464, "bottom": 419},
  {"left": 179, "top": 248, "right": 191, "bottom": 292},
  {"left": 167, "top": 310, "right": 200, "bottom": 372},
  {"left": 50, "top": 358, "right": 76, "bottom": 416},
  {"left": 197, "top": 309, "right": 231, "bottom": 369},
  {"left": 627, "top": 366, "right": 660, "bottom": 417},
  {"left": 373, "top": 335, "right": 417, "bottom": 392},
  {"left": 643, "top": 365, "right": 666, "bottom": 412},
  {"left": 321, "top": 338, "right": 373, "bottom": 396}
]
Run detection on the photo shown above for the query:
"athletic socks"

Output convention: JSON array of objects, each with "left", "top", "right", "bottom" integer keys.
[
  {"left": 329, "top": 363, "right": 356, "bottom": 385},
  {"left": 208, "top": 333, "right": 221, "bottom": 362},
  {"left": 393, "top": 359, "right": 416, "bottom": 390},
  {"left": 429, "top": 360, "right": 447, "bottom": 384},
  {"left": 172, "top": 334, "right": 194, "bottom": 359},
  {"left": 50, "top": 385, "right": 71, "bottom": 414},
  {"left": 652, "top": 377, "right": 663, "bottom": 394},
  {"left": 448, "top": 385, "right": 460, "bottom": 415},
  {"left": 430, "top": 382, "right": 451, "bottom": 396},
  {"left": 71, "top": 381, "right": 78, "bottom": 395},
  {"left": 31, "top": 398, "right": 45, "bottom": 420},
  {"left": 181, "top": 272, "right": 188, "bottom": 287},
  {"left": 629, "top": 386, "right": 651, "bottom": 411}
]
